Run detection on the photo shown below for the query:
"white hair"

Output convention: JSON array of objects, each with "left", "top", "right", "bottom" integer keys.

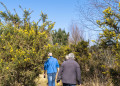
[
  {"left": 65, "top": 55, "right": 69, "bottom": 60},
  {"left": 68, "top": 53, "right": 75, "bottom": 59},
  {"left": 48, "top": 53, "right": 52, "bottom": 56}
]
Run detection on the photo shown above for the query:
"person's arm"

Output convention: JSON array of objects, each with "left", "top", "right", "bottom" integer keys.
[
  {"left": 56, "top": 60, "right": 60, "bottom": 79},
  {"left": 57, "top": 68, "right": 59, "bottom": 72},
  {"left": 76, "top": 64, "right": 82, "bottom": 85},
  {"left": 44, "top": 61, "right": 47, "bottom": 78},
  {"left": 56, "top": 60, "right": 59, "bottom": 73},
  {"left": 44, "top": 70, "right": 47, "bottom": 78},
  {"left": 57, "top": 64, "right": 63, "bottom": 83},
  {"left": 56, "top": 67, "right": 59, "bottom": 77},
  {"left": 56, "top": 59, "right": 59, "bottom": 69}
]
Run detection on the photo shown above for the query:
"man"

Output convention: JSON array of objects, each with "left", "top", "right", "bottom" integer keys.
[
  {"left": 57, "top": 53, "right": 81, "bottom": 86},
  {"left": 44, "top": 53, "right": 59, "bottom": 86}
]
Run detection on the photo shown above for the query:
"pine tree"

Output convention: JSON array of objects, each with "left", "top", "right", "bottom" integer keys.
[{"left": 52, "top": 28, "right": 69, "bottom": 45}]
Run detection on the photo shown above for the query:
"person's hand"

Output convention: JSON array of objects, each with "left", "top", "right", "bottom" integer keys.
[
  {"left": 43, "top": 74, "right": 46, "bottom": 78},
  {"left": 79, "top": 84, "right": 81, "bottom": 86},
  {"left": 57, "top": 80, "right": 60, "bottom": 83}
]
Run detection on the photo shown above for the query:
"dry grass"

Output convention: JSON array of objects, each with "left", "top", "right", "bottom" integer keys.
[
  {"left": 35, "top": 74, "right": 62, "bottom": 86},
  {"left": 82, "top": 81, "right": 113, "bottom": 86},
  {"left": 35, "top": 74, "right": 47, "bottom": 86},
  {"left": 35, "top": 74, "right": 114, "bottom": 86},
  {"left": 82, "top": 77, "right": 114, "bottom": 86}
]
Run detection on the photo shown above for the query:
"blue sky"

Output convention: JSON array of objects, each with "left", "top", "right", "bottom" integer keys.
[
  {"left": 0, "top": 0, "right": 78, "bottom": 32},
  {"left": 0, "top": 0, "right": 103, "bottom": 45}
]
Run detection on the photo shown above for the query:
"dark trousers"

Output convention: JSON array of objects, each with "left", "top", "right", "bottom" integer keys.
[{"left": 63, "top": 83, "right": 76, "bottom": 86}]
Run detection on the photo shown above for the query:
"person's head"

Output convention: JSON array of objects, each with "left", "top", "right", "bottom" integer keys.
[
  {"left": 65, "top": 55, "right": 69, "bottom": 60},
  {"left": 68, "top": 53, "right": 75, "bottom": 59},
  {"left": 48, "top": 53, "right": 52, "bottom": 56}
]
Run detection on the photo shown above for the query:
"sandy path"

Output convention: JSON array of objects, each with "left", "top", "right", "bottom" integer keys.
[{"left": 35, "top": 74, "right": 62, "bottom": 86}]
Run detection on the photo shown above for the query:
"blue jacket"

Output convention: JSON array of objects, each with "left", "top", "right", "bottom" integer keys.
[{"left": 44, "top": 56, "right": 59, "bottom": 74}]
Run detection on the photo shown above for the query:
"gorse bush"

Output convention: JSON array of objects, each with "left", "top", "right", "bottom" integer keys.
[
  {"left": 0, "top": 1, "right": 120, "bottom": 86},
  {"left": 0, "top": 3, "right": 55, "bottom": 85},
  {"left": 95, "top": 3, "right": 120, "bottom": 86},
  {"left": 0, "top": 23, "right": 49, "bottom": 85}
]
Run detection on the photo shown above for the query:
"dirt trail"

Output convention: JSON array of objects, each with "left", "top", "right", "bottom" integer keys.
[{"left": 35, "top": 74, "right": 62, "bottom": 86}]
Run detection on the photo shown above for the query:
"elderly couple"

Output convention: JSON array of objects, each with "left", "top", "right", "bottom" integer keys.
[{"left": 44, "top": 53, "right": 81, "bottom": 86}]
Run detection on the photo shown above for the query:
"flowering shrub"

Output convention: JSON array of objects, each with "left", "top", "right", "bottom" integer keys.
[
  {"left": 0, "top": 8, "right": 55, "bottom": 85},
  {"left": 96, "top": 3, "right": 120, "bottom": 85}
]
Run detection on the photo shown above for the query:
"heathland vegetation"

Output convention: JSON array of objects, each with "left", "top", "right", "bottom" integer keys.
[{"left": 0, "top": 1, "right": 120, "bottom": 86}]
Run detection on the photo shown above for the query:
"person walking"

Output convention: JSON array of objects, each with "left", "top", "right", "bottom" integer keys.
[
  {"left": 57, "top": 53, "right": 81, "bottom": 86},
  {"left": 44, "top": 53, "right": 59, "bottom": 86}
]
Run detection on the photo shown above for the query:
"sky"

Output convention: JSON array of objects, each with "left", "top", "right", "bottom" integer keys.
[
  {"left": 0, "top": 0, "right": 103, "bottom": 46},
  {"left": 0, "top": 0, "right": 79, "bottom": 32}
]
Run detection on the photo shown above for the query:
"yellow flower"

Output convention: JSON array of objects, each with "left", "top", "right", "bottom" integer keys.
[
  {"left": 116, "top": 53, "right": 118, "bottom": 56},
  {"left": 101, "top": 65, "right": 105, "bottom": 68},
  {"left": 112, "top": 31, "right": 116, "bottom": 37},
  {"left": 91, "top": 40, "right": 95, "bottom": 42},
  {"left": 0, "top": 22, "right": 3, "bottom": 26},
  {"left": 103, "top": 7, "right": 112, "bottom": 14},
  {"left": 45, "top": 34, "right": 48, "bottom": 38},
  {"left": 6, "top": 67, "right": 9, "bottom": 70},
  {"left": 116, "top": 43, "right": 119, "bottom": 48},
  {"left": 48, "top": 44, "right": 51, "bottom": 47},
  {"left": 102, "top": 72, "right": 106, "bottom": 74},
  {"left": 99, "top": 33, "right": 103, "bottom": 35},
  {"left": 55, "top": 43, "right": 58, "bottom": 46},
  {"left": 57, "top": 83, "right": 60, "bottom": 85},
  {"left": 24, "top": 59, "right": 27, "bottom": 61},
  {"left": 27, "top": 58, "right": 30, "bottom": 60},
  {"left": 96, "top": 20, "right": 100, "bottom": 23},
  {"left": 10, "top": 47, "right": 13, "bottom": 52},
  {"left": 3, "top": 46, "right": 5, "bottom": 49},
  {"left": 119, "top": 2, "right": 120, "bottom": 7},
  {"left": 89, "top": 53, "right": 92, "bottom": 56},
  {"left": 41, "top": 31, "right": 46, "bottom": 35},
  {"left": 0, "top": 59, "right": 3, "bottom": 62},
  {"left": 11, "top": 58, "right": 15, "bottom": 61}
]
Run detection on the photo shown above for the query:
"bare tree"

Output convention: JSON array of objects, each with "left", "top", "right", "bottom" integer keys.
[
  {"left": 69, "top": 23, "right": 84, "bottom": 44},
  {"left": 75, "top": 0, "right": 119, "bottom": 45},
  {"left": 77, "top": 0, "right": 119, "bottom": 31}
]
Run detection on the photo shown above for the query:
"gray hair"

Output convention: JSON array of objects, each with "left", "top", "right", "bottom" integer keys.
[
  {"left": 48, "top": 53, "right": 52, "bottom": 56},
  {"left": 68, "top": 53, "right": 75, "bottom": 59},
  {"left": 65, "top": 55, "right": 69, "bottom": 60}
]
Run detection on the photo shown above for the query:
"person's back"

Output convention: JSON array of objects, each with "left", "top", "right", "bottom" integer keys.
[
  {"left": 46, "top": 56, "right": 59, "bottom": 74},
  {"left": 44, "top": 53, "right": 59, "bottom": 86},
  {"left": 57, "top": 53, "right": 81, "bottom": 86},
  {"left": 61, "top": 59, "right": 80, "bottom": 84}
]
